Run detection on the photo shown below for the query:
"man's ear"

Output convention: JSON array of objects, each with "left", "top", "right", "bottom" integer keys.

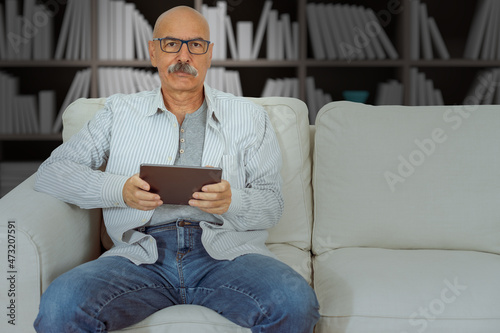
[{"left": 149, "top": 40, "right": 157, "bottom": 67}]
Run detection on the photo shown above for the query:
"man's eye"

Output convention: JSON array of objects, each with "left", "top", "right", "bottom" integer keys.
[
  {"left": 191, "top": 42, "right": 202, "bottom": 48},
  {"left": 166, "top": 42, "right": 178, "bottom": 47}
]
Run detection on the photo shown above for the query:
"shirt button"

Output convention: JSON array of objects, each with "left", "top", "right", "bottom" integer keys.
[
  {"left": 168, "top": 156, "right": 172, "bottom": 161},
  {"left": 173, "top": 123, "right": 177, "bottom": 128},
  {"left": 179, "top": 149, "right": 184, "bottom": 154},
  {"left": 180, "top": 138, "right": 185, "bottom": 143},
  {"left": 180, "top": 128, "right": 185, "bottom": 133}
]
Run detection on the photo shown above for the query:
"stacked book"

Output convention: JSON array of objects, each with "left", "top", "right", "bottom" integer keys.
[
  {"left": 463, "top": 68, "right": 500, "bottom": 105},
  {"left": 307, "top": 2, "right": 398, "bottom": 60},
  {"left": 98, "top": 0, "right": 153, "bottom": 60},
  {"left": 52, "top": 68, "right": 91, "bottom": 133},
  {"left": 54, "top": 0, "right": 92, "bottom": 60},
  {"left": 409, "top": 68, "right": 444, "bottom": 106},
  {"left": 202, "top": 1, "right": 299, "bottom": 60},
  {"left": 410, "top": 0, "right": 450, "bottom": 60},
  {"left": 0, "top": 161, "right": 41, "bottom": 197},
  {"left": 464, "top": 0, "right": 500, "bottom": 60},
  {"left": 261, "top": 77, "right": 300, "bottom": 99},
  {"left": 306, "top": 76, "right": 333, "bottom": 124},
  {"left": 0, "top": 71, "right": 61, "bottom": 135},
  {"left": 375, "top": 80, "right": 404, "bottom": 105},
  {"left": 98, "top": 67, "right": 160, "bottom": 97},
  {"left": 206, "top": 68, "right": 243, "bottom": 96},
  {"left": 0, "top": 0, "right": 55, "bottom": 60}
]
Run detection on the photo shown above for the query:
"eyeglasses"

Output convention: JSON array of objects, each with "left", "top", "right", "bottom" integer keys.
[{"left": 153, "top": 37, "right": 211, "bottom": 55}]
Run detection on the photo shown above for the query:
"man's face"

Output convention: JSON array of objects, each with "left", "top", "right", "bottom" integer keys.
[{"left": 149, "top": 10, "right": 213, "bottom": 95}]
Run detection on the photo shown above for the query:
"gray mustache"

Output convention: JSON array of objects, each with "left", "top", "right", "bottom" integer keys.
[{"left": 167, "top": 62, "right": 198, "bottom": 77}]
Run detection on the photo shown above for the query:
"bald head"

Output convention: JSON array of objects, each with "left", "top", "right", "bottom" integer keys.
[{"left": 153, "top": 6, "right": 210, "bottom": 40}]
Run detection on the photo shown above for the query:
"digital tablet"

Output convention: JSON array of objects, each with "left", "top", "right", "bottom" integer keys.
[{"left": 139, "top": 164, "right": 222, "bottom": 205}]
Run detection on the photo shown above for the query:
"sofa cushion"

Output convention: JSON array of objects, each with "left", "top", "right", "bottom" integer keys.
[
  {"left": 314, "top": 248, "right": 500, "bottom": 333},
  {"left": 62, "top": 96, "right": 313, "bottom": 250},
  {"left": 313, "top": 101, "right": 500, "bottom": 254}
]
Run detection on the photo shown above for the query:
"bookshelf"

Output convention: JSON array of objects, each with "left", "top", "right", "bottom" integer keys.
[{"left": 1, "top": 0, "right": 500, "bottom": 196}]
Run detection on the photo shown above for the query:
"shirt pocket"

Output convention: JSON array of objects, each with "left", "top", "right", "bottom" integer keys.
[{"left": 221, "top": 155, "right": 245, "bottom": 189}]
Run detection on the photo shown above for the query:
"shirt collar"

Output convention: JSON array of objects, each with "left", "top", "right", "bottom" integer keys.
[{"left": 148, "top": 83, "right": 222, "bottom": 125}]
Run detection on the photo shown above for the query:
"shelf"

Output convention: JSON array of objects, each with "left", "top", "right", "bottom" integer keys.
[{"left": 0, "top": 134, "right": 63, "bottom": 141}]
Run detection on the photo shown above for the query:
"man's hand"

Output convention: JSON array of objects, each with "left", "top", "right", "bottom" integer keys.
[
  {"left": 189, "top": 179, "right": 232, "bottom": 215},
  {"left": 123, "top": 174, "right": 163, "bottom": 210}
]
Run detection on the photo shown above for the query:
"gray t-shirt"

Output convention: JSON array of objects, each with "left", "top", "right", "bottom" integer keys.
[{"left": 148, "top": 100, "right": 220, "bottom": 225}]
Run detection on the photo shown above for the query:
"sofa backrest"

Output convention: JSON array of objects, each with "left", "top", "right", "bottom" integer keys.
[
  {"left": 312, "top": 101, "right": 500, "bottom": 255},
  {"left": 62, "top": 96, "right": 313, "bottom": 250}
]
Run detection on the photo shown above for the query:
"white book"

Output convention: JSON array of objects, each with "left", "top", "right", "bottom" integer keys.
[
  {"left": 53, "top": 0, "right": 73, "bottom": 59},
  {"left": 267, "top": 10, "right": 278, "bottom": 60},
  {"left": 316, "top": 4, "right": 336, "bottom": 60},
  {"left": 425, "top": 79, "right": 435, "bottom": 105},
  {"left": 52, "top": 69, "right": 85, "bottom": 133},
  {"left": 272, "top": 78, "right": 284, "bottom": 97},
  {"left": 217, "top": 1, "right": 227, "bottom": 60},
  {"left": 132, "top": 10, "right": 144, "bottom": 60},
  {"left": 108, "top": 1, "right": 116, "bottom": 59},
  {"left": 225, "top": 16, "right": 238, "bottom": 59},
  {"left": 306, "top": 3, "right": 325, "bottom": 60},
  {"left": 261, "top": 78, "right": 275, "bottom": 97},
  {"left": 313, "top": 89, "right": 323, "bottom": 123},
  {"left": 281, "top": 14, "right": 294, "bottom": 60},
  {"left": 39, "top": 90, "right": 56, "bottom": 134},
  {"left": 480, "top": 0, "right": 497, "bottom": 60},
  {"left": 282, "top": 78, "right": 293, "bottom": 97},
  {"left": 6, "top": 75, "right": 18, "bottom": 134},
  {"left": 366, "top": 8, "right": 398, "bottom": 59},
  {"left": 5, "top": 0, "right": 17, "bottom": 59},
  {"left": 341, "top": 4, "right": 364, "bottom": 60},
  {"left": 434, "top": 89, "right": 444, "bottom": 106},
  {"left": 0, "top": 5, "right": 6, "bottom": 59},
  {"left": 98, "top": 0, "right": 109, "bottom": 60},
  {"left": 114, "top": 0, "right": 124, "bottom": 60},
  {"left": 410, "top": 0, "right": 420, "bottom": 60},
  {"left": 207, "top": 7, "right": 220, "bottom": 60},
  {"left": 359, "top": 7, "right": 385, "bottom": 59},
  {"left": 410, "top": 67, "right": 418, "bottom": 106},
  {"left": 325, "top": 4, "right": 344, "bottom": 60},
  {"left": 251, "top": 1, "right": 273, "bottom": 59},
  {"left": 80, "top": 0, "right": 92, "bottom": 60},
  {"left": 428, "top": 17, "right": 450, "bottom": 60},
  {"left": 419, "top": 3, "right": 432, "bottom": 60},
  {"left": 33, "top": 6, "right": 44, "bottom": 60},
  {"left": 65, "top": 0, "right": 81, "bottom": 60},
  {"left": 24, "top": 95, "right": 39, "bottom": 134},
  {"left": 124, "top": 3, "right": 135, "bottom": 60},
  {"left": 98, "top": 67, "right": 107, "bottom": 97},
  {"left": 234, "top": 71, "right": 243, "bottom": 96},
  {"left": 140, "top": 15, "right": 152, "bottom": 60},
  {"left": 351, "top": 5, "right": 376, "bottom": 60},
  {"left": 482, "top": 69, "right": 497, "bottom": 104},
  {"left": 464, "top": 0, "right": 491, "bottom": 59},
  {"left": 276, "top": 17, "right": 284, "bottom": 60},
  {"left": 417, "top": 72, "right": 426, "bottom": 106},
  {"left": 292, "top": 21, "right": 299, "bottom": 60},
  {"left": 306, "top": 77, "right": 317, "bottom": 124},
  {"left": 44, "top": 8, "right": 54, "bottom": 59},
  {"left": 237, "top": 21, "right": 253, "bottom": 60},
  {"left": 21, "top": 0, "right": 35, "bottom": 59},
  {"left": 292, "top": 78, "right": 300, "bottom": 99}
]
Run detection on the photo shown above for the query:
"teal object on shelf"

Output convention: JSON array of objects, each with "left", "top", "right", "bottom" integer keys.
[{"left": 343, "top": 90, "right": 369, "bottom": 103}]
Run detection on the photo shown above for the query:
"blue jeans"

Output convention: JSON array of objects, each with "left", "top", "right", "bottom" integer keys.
[{"left": 34, "top": 220, "right": 320, "bottom": 332}]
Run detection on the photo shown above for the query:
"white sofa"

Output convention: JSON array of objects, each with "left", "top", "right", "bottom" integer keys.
[{"left": 1, "top": 97, "right": 500, "bottom": 333}]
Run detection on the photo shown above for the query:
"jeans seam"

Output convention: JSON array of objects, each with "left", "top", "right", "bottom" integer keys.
[
  {"left": 219, "top": 285, "right": 270, "bottom": 319},
  {"left": 93, "top": 284, "right": 168, "bottom": 323}
]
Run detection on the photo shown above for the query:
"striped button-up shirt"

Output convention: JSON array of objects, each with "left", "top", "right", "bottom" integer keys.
[{"left": 35, "top": 84, "right": 284, "bottom": 265}]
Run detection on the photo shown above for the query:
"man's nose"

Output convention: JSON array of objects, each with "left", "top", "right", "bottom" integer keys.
[{"left": 177, "top": 43, "right": 191, "bottom": 61}]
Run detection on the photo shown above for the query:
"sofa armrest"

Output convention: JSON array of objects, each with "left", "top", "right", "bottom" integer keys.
[{"left": 0, "top": 174, "right": 102, "bottom": 292}]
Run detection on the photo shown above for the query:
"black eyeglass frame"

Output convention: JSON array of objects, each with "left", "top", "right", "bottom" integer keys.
[{"left": 152, "top": 37, "right": 211, "bottom": 55}]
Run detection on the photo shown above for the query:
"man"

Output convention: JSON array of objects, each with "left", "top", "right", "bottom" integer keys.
[{"left": 34, "top": 6, "right": 319, "bottom": 333}]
